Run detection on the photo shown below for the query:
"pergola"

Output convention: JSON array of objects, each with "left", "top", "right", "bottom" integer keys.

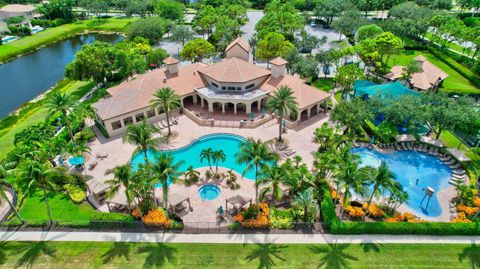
[
  {"left": 420, "top": 136, "right": 444, "bottom": 148},
  {"left": 86, "top": 179, "right": 109, "bottom": 202},
  {"left": 446, "top": 148, "right": 471, "bottom": 163},
  {"left": 225, "top": 195, "right": 252, "bottom": 216},
  {"left": 395, "top": 134, "right": 416, "bottom": 143},
  {"left": 106, "top": 190, "right": 131, "bottom": 212},
  {"left": 168, "top": 193, "right": 191, "bottom": 213}
]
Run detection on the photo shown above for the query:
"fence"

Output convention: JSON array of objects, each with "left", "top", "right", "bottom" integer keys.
[{"left": 0, "top": 219, "right": 325, "bottom": 234}]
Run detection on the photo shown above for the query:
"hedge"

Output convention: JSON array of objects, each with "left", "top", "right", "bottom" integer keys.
[{"left": 320, "top": 187, "right": 480, "bottom": 235}]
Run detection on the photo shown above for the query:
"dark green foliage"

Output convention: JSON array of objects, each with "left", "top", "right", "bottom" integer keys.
[{"left": 126, "top": 17, "right": 169, "bottom": 45}]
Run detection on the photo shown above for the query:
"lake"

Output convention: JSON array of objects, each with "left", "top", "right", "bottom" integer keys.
[{"left": 0, "top": 33, "right": 123, "bottom": 118}]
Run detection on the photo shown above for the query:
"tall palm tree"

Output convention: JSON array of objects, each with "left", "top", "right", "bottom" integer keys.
[
  {"left": 365, "top": 162, "right": 396, "bottom": 215},
  {"left": 17, "top": 160, "right": 64, "bottom": 225},
  {"left": 0, "top": 162, "right": 25, "bottom": 224},
  {"left": 105, "top": 165, "right": 134, "bottom": 211},
  {"left": 212, "top": 150, "right": 226, "bottom": 175},
  {"left": 150, "top": 87, "right": 181, "bottom": 136},
  {"left": 235, "top": 138, "right": 278, "bottom": 202},
  {"left": 183, "top": 166, "right": 200, "bottom": 185},
  {"left": 292, "top": 187, "right": 318, "bottom": 223},
  {"left": 200, "top": 148, "right": 214, "bottom": 171},
  {"left": 46, "top": 92, "right": 77, "bottom": 144},
  {"left": 122, "top": 120, "right": 165, "bottom": 166},
  {"left": 267, "top": 85, "right": 298, "bottom": 142},
  {"left": 150, "top": 154, "right": 184, "bottom": 208},
  {"left": 257, "top": 164, "right": 287, "bottom": 203}
]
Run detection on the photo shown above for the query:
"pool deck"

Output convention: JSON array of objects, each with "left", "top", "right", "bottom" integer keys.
[{"left": 85, "top": 114, "right": 329, "bottom": 223}]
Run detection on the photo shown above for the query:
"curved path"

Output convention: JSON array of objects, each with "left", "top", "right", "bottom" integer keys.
[{"left": 1, "top": 231, "right": 480, "bottom": 244}]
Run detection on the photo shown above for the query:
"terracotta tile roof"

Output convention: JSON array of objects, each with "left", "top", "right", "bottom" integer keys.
[
  {"left": 225, "top": 37, "right": 251, "bottom": 53},
  {"left": 93, "top": 63, "right": 208, "bottom": 120},
  {"left": 260, "top": 75, "right": 331, "bottom": 109},
  {"left": 198, "top": 57, "right": 270, "bottom": 83},
  {"left": 270, "top": 57, "right": 288, "bottom": 66},
  {"left": 384, "top": 65, "right": 403, "bottom": 80},
  {"left": 0, "top": 4, "right": 35, "bottom": 13},
  {"left": 163, "top": 56, "right": 179, "bottom": 65}
]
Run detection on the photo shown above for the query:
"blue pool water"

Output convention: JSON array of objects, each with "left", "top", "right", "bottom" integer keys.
[
  {"left": 351, "top": 148, "right": 452, "bottom": 217},
  {"left": 130, "top": 134, "right": 256, "bottom": 186},
  {"left": 198, "top": 184, "right": 221, "bottom": 201}
]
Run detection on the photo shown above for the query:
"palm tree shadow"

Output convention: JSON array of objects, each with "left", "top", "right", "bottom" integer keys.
[
  {"left": 14, "top": 241, "right": 56, "bottom": 269},
  {"left": 0, "top": 242, "right": 7, "bottom": 265},
  {"left": 360, "top": 241, "right": 383, "bottom": 253},
  {"left": 245, "top": 243, "right": 287, "bottom": 269},
  {"left": 101, "top": 242, "right": 132, "bottom": 264},
  {"left": 458, "top": 243, "right": 480, "bottom": 269},
  {"left": 309, "top": 243, "right": 359, "bottom": 269},
  {"left": 136, "top": 243, "right": 176, "bottom": 269}
]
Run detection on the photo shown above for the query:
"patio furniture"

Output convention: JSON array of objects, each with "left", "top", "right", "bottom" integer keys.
[
  {"left": 88, "top": 161, "right": 98, "bottom": 170},
  {"left": 86, "top": 179, "right": 110, "bottom": 202},
  {"left": 420, "top": 136, "right": 444, "bottom": 148},
  {"left": 106, "top": 190, "right": 131, "bottom": 212},
  {"left": 225, "top": 195, "right": 252, "bottom": 216},
  {"left": 446, "top": 148, "right": 471, "bottom": 163},
  {"left": 96, "top": 152, "right": 108, "bottom": 159},
  {"left": 168, "top": 193, "right": 191, "bottom": 213}
]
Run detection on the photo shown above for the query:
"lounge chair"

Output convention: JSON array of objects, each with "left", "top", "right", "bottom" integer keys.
[
  {"left": 453, "top": 169, "right": 466, "bottom": 175},
  {"left": 444, "top": 159, "right": 456, "bottom": 165},
  {"left": 277, "top": 144, "right": 288, "bottom": 151},
  {"left": 449, "top": 163, "right": 461, "bottom": 169},
  {"left": 432, "top": 147, "right": 439, "bottom": 156},
  {"left": 441, "top": 156, "right": 452, "bottom": 162},
  {"left": 284, "top": 149, "right": 296, "bottom": 156},
  {"left": 156, "top": 122, "right": 164, "bottom": 129},
  {"left": 428, "top": 147, "right": 435, "bottom": 155},
  {"left": 406, "top": 142, "right": 413, "bottom": 150},
  {"left": 96, "top": 152, "right": 108, "bottom": 159},
  {"left": 88, "top": 161, "right": 98, "bottom": 171}
]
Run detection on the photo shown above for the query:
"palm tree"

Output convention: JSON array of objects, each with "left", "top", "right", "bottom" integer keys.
[
  {"left": 17, "top": 160, "right": 64, "bottom": 225},
  {"left": 105, "top": 165, "right": 134, "bottom": 211},
  {"left": 267, "top": 85, "right": 298, "bottom": 142},
  {"left": 46, "top": 92, "right": 77, "bottom": 144},
  {"left": 184, "top": 166, "right": 200, "bottom": 185},
  {"left": 150, "top": 87, "right": 181, "bottom": 136},
  {"left": 365, "top": 162, "right": 396, "bottom": 216},
  {"left": 223, "top": 169, "right": 239, "bottom": 189},
  {"left": 212, "top": 150, "right": 226, "bottom": 175},
  {"left": 257, "top": 164, "right": 287, "bottom": 203},
  {"left": 199, "top": 148, "right": 214, "bottom": 171},
  {"left": 292, "top": 187, "right": 318, "bottom": 223},
  {"left": 150, "top": 154, "right": 184, "bottom": 208},
  {"left": 0, "top": 162, "right": 25, "bottom": 224},
  {"left": 122, "top": 120, "right": 165, "bottom": 166},
  {"left": 235, "top": 138, "right": 278, "bottom": 202}
]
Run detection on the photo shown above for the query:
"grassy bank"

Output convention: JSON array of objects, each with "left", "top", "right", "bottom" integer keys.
[
  {"left": 388, "top": 50, "right": 479, "bottom": 95},
  {"left": 0, "top": 242, "right": 477, "bottom": 268},
  {"left": 0, "top": 80, "right": 94, "bottom": 160},
  {"left": 0, "top": 18, "right": 136, "bottom": 63}
]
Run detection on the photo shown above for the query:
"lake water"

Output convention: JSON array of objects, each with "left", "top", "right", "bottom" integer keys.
[{"left": 0, "top": 33, "right": 123, "bottom": 118}]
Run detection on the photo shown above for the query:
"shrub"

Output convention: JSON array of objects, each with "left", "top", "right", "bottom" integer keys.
[
  {"left": 141, "top": 208, "right": 181, "bottom": 229},
  {"left": 234, "top": 203, "right": 270, "bottom": 229},
  {"left": 65, "top": 184, "right": 86, "bottom": 203},
  {"left": 270, "top": 208, "right": 294, "bottom": 229},
  {"left": 94, "top": 119, "right": 110, "bottom": 138}
]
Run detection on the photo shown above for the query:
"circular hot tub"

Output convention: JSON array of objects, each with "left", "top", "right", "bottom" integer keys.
[{"left": 198, "top": 184, "right": 221, "bottom": 201}]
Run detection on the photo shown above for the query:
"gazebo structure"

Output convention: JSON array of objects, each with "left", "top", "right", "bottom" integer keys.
[
  {"left": 86, "top": 179, "right": 109, "bottom": 203},
  {"left": 225, "top": 195, "right": 252, "bottom": 216},
  {"left": 446, "top": 148, "right": 471, "bottom": 163},
  {"left": 395, "top": 134, "right": 416, "bottom": 143},
  {"left": 167, "top": 193, "right": 191, "bottom": 213},
  {"left": 106, "top": 191, "right": 130, "bottom": 212}
]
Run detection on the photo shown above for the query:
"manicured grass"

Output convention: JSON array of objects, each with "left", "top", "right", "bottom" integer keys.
[
  {"left": 0, "top": 80, "right": 93, "bottom": 160},
  {"left": 0, "top": 18, "right": 136, "bottom": 63},
  {"left": 0, "top": 242, "right": 477, "bottom": 268},
  {"left": 388, "top": 50, "right": 479, "bottom": 95},
  {"left": 312, "top": 77, "right": 335, "bottom": 92},
  {"left": 18, "top": 192, "right": 98, "bottom": 222},
  {"left": 424, "top": 32, "right": 474, "bottom": 57},
  {"left": 439, "top": 130, "right": 478, "bottom": 160}
]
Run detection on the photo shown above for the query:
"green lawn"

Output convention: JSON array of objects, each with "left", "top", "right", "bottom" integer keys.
[
  {"left": 424, "top": 32, "right": 474, "bottom": 57},
  {"left": 0, "top": 242, "right": 477, "bottom": 268},
  {"left": 312, "top": 77, "right": 335, "bottom": 92},
  {"left": 388, "top": 50, "right": 479, "bottom": 95},
  {"left": 0, "top": 80, "right": 93, "bottom": 160},
  {"left": 0, "top": 18, "right": 136, "bottom": 63},
  {"left": 17, "top": 192, "right": 98, "bottom": 223}
]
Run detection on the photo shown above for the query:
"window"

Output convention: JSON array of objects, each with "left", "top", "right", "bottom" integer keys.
[
  {"left": 135, "top": 113, "right": 145, "bottom": 122},
  {"left": 123, "top": 116, "right": 133, "bottom": 126},
  {"left": 246, "top": 83, "right": 255, "bottom": 89},
  {"left": 111, "top": 120, "right": 122, "bottom": 130},
  {"left": 236, "top": 87, "right": 241, "bottom": 91},
  {"left": 211, "top": 82, "right": 218, "bottom": 88},
  {"left": 221, "top": 86, "right": 226, "bottom": 90},
  {"left": 157, "top": 107, "right": 165, "bottom": 114},
  {"left": 227, "top": 86, "right": 236, "bottom": 91},
  {"left": 147, "top": 109, "right": 156, "bottom": 118}
]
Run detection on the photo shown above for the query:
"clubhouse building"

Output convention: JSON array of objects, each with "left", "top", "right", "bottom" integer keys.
[{"left": 93, "top": 38, "right": 331, "bottom": 137}]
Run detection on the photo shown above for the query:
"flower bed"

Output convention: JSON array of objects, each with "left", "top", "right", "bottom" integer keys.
[
  {"left": 138, "top": 208, "right": 183, "bottom": 229},
  {"left": 233, "top": 203, "right": 270, "bottom": 229}
]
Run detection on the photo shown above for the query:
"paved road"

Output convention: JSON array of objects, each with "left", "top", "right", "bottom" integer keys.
[{"left": 1, "top": 231, "right": 480, "bottom": 244}]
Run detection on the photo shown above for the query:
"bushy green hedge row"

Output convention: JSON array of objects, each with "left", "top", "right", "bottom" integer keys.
[{"left": 320, "top": 187, "right": 480, "bottom": 235}]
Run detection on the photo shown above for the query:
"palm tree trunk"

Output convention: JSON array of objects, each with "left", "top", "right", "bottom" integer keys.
[
  {"left": 65, "top": 117, "right": 75, "bottom": 145},
  {"left": 254, "top": 165, "right": 259, "bottom": 202},
  {"left": 143, "top": 149, "right": 149, "bottom": 166},
  {"left": 163, "top": 182, "right": 169, "bottom": 209},
  {"left": 165, "top": 104, "right": 171, "bottom": 136},
  {"left": 42, "top": 188, "right": 53, "bottom": 226},
  {"left": 278, "top": 112, "right": 284, "bottom": 142}
]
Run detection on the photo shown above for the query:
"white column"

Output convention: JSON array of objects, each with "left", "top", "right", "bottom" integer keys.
[
  {"left": 307, "top": 108, "right": 311, "bottom": 119},
  {"left": 200, "top": 98, "right": 204, "bottom": 108},
  {"left": 208, "top": 102, "right": 213, "bottom": 112},
  {"left": 246, "top": 102, "right": 251, "bottom": 114},
  {"left": 222, "top": 103, "right": 226, "bottom": 114},
  {"left": 193, "top": 94, "right": 198, "bottom": 104},
  {"left": 234, "top": 103, "right": 237, "bottom": 114}
]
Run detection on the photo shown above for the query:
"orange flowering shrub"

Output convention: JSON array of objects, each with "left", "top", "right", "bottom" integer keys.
[
  {"left": 141, "top": 208, "right": 172, "bottom": 228},
  {"left": 330, "top": 190, "right": 341, "bottom": 200},
  {"left": 403, "top": 212, "right": 416, "bottom": 221},
  {"left": 457, "top": 204, "right": 479, "bottom": 216},
  {"left": 384, "top": 217, "right": 397, "bottom": 222},
  {"left": 474, "top": 197, "right": 480, "bottom": 207},
  {"left": 361, "top": 203, "right": 385, "bottom": 218},
  {"left": 393, "top": 213, "right": 404, "bottom": 222},
  {"left": 132, "top": 208, "right": 141, "bottom": 219},
  {"left": 384, "top": 212, "right": 425, "bottom": 223},
  {"left": 345, "top": 206, "right": 365, "bottom": 218},
  {"left": 234, "top": 203, "right": 270, "bottom": 229},
  {"left": 452, "top": 212, "right": 472, "bottom": 223},
  {"left": 407, "top": 219, "right": 426, "bottom": 223}
]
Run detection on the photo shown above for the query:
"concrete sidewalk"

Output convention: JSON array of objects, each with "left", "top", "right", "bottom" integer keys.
[{"left": 1, "top": 231, "right": 480, "bottom": 244}]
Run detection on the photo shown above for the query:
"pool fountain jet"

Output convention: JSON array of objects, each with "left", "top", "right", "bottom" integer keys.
[{"left": 419, "top": 187, "right": 435, "bottom": 210}]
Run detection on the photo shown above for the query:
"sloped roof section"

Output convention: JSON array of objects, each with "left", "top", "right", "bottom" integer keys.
[
  {"left": 225, "top": 37, "right": 251, "bottom": 53},
  {"left": 198, "top": 57, "right": 270, "bottom": 83},
  {"left": 260, "top": 74, "right": 331, "bottom": 109},
  {"left": 163, "top": 56, "right": 180, "bottom": 65},
  {"left": 270, "top": 57, "right": 288, "bottom": 66}
]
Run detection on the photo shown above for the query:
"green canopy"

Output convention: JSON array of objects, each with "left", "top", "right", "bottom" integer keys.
[{"left": 354, "top": 80, "right": 419, "bottom": 100}]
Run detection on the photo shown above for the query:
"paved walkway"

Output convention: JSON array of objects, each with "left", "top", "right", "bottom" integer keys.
[{"left": 1, "top": 231, "right": 480, "bottom": 244}]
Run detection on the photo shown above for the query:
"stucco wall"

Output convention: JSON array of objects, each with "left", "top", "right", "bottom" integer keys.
[{"left": 225, "top": 44, "right": 249, "bottom": 61}]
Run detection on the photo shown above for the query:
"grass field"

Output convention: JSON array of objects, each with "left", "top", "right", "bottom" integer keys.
[
  {"left": 312, "top": 77, "right": 335, "bottom": 92},
  {"left": 424, "top": 32, "right": 475, "bottom": 57},
  {"left": 0, "top": 242, "right": 478, "bottom": 268},
  {"left": 0, "top": 80, "right": 94, "bottom": 160},
  {"left": 388, "top": 50, "right": 479, "bottom": 95},
  {"left": 0, "top": 18, "right": 136, "bottom": 63}
]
